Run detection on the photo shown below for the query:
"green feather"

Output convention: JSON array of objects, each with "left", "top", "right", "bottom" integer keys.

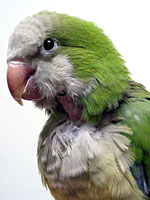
[{"left": 117, "top": 82, "right": 150, "bottom": 189}]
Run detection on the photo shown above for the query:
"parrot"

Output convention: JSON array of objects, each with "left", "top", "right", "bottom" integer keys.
[{"left": 6, "top": 11, "right": 150, "bottom": 200}]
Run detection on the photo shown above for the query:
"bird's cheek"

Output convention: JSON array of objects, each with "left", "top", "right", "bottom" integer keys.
[{"left": 7, "top": 61, "right": 43, "bottom": 105}]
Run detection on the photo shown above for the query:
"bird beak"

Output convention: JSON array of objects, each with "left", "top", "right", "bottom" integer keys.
[{"left": 7, "top": 60, "right": 43, "bottom": 105}]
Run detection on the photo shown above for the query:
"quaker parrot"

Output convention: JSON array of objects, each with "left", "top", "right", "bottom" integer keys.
[{"left": 7, "top": 11, "right": 150, "bottom": 200}]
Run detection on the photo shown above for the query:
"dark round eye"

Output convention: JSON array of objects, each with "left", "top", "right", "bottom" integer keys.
[{"left": 43, "top": 38, "right": 56, "bottom": 51}]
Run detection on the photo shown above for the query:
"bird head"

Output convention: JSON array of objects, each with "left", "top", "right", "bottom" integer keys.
[{"left": 7, "top": 11, "right": 130, "bottom": 123}]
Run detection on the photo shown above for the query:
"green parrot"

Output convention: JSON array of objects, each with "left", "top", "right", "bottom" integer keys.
[{"left": 7, "top": 11, "right": 150, "bottom": 200}]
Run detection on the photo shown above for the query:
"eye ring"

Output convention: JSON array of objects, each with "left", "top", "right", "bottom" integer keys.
[{"left": 43, "top": 38, "right": 57, "bottom": 53}]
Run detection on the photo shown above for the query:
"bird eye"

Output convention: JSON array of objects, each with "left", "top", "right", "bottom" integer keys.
[{"left": 43, "top": 38, "right": 57, "bottom": 52}]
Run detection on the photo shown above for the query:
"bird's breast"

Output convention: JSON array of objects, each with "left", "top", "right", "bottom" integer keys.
[{"left": 38, "top": 120, "right": 142, "bottom": 200}]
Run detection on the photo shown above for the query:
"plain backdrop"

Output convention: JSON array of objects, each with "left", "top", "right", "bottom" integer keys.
[{"left": 1, "top": 0, "right": 150, "bottom": 199}]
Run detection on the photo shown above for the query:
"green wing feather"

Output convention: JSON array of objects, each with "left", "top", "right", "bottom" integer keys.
[{"left": 118, "top": 81, "right": 150, "bottom": 189}]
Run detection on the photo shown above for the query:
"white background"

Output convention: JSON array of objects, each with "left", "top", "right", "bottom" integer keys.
[{"left": 1, "top": 0, "right": 150, "bottom": 199}]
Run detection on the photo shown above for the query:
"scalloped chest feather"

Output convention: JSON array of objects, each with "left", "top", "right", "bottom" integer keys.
[{"left": 37, "top": 120, "right": 143, "bottom": 200}]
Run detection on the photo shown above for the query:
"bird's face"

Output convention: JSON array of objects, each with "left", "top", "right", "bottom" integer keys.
[{"left": 7, "top": 12, "right": 93, "bottom": 112}]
